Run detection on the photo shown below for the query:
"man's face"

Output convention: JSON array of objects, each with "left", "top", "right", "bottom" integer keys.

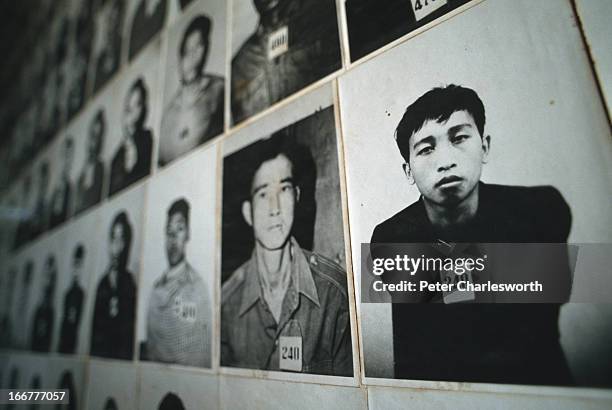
[
  {"left": 88, "top": 120, "right": 102, "bottom": 161},
  {"left": 242, "top": 154, "right": 298, "bottom": 251},
  {"left": 407, "top": 110, "right": 489, "bottom": 207},
  {"left": 109, "top": 223, "right": 126, "bottom": 267},
  {"left": 165, "top": 213, "right": 188, "bottom": 267},
  {"left": 123, "top": 88, "right": 144, "bottom": 136},
  {"left": 180, "top": 30, "right": 206, "bottom": 85}
]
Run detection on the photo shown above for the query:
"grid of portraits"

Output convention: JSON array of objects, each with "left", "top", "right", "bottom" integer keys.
[{"left": 0, "top": 0, "right": 611, "bottom": 409}]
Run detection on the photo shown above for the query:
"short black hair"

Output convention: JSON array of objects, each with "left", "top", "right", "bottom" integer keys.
[
  {"left": 167, "top": 198, "right": 190, "bottom": 228},
  {"left": 240, "top": 130, "right": 302, "bottom": 201},
  {"left": 395, "top": 84, "right": 486, "bottom": 162},
  {"left": 73, "top": 243, "right": 85, "bottom": 262},
  {"left": 110, "top": 211, "right": 133, "bottom": 268},
  {"left": 125, "top": 77, "right": 149, "bottom": 130},
  {"left": 180, "top": 15, "right": 211, "bottom": 58},
  {"left": 158, "top": 392, "right": 185, "bottom": 410}
]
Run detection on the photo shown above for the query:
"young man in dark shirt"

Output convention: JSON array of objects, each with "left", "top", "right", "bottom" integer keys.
[
  {"left": 371, "top": 84, "right": 573, "bottom": 385},
  {"left": 58, "top": 244, "right": 86, "bottom": 354}
]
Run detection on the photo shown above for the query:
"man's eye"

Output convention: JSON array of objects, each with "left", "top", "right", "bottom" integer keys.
[
  {"left": 417, "top": 146, "right": 434, "bottom": 156},
  {"left": 281, "top": 184, "right": 293, "bottom": 193},
  {"left": 452, "top": 134, "right": 469, "bottom": 144},
  {"left": 257, "top": 191, "right": 267, "bottom": 199}
]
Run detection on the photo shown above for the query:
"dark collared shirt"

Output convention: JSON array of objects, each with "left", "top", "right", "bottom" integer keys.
[
  {"left": 221, "top": 239, "right": 352, "bottom": 376},
  {"left": 231, "top": 0, "right": 341, "bottom": 124}
]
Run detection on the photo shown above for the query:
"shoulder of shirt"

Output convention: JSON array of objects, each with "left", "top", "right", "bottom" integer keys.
[
  {"left": 301, "top": 249, "right": 348, "bottom": 299},
  {"left": 221, "top": 262, "right": 248, "bottom": 302},
  {"left": 371, "top": 198, "right": 425, "bottom": 243}
]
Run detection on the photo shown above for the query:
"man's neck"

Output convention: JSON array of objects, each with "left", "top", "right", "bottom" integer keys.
[
  {"left": 423, "top": 183, "right": 480, "bottom": 232},
  {"left": 256, "top": 240, "right": 292, "bottom": 290}
]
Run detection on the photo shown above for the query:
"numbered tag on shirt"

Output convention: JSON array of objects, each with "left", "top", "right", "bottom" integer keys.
[
  {"left": 267, "top": 26, "right": 289, "bottom": 60},
  {"left": 440, "top": 266, "right": 475, "bottom": 304},
  {"left": 409, "top": 0, "right": 447, "bottom": 22},
  {"left": 279, "top": 336, "right": 302, "bottom": 372}
]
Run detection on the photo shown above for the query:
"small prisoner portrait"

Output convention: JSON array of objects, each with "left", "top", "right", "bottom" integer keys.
[
  {"left": 93, "top": 0, "right": 126, "bottom": 94},
  {"left": 13, "top": 175, "right": 33, "bottom": 250},
  {"left": 129, "top": 0, "right": 168, "bottom": 61},
  {"left": 15, "top": 260, "right": 34, "bottom": 349},
  {"left": 0, "top": 267, "right": 17, "bottom": 347},
  {"left": 55, "top": 371, "right": 77, "bottom": 410},
  {"left": 143, "top": 198, "right": 212, "bottom": 367},
  {"left": 159, "top": 15, "right": 224, "bottom": 167},
  {"left": 49, "top": 136, "right": 75, "bottom": 229},
  {"left": 370, "top": 85, "right": 573, "bottom": 385},
  {"left": 109, "top": 78, "right": 154, "bottom": 197},
  {"left": 66, "top": 0, "right": 96, "bottom": 119},
  {"left": 345, "top": 0, "right": 471, "bottom": 62},
  {"left": 31, "top": 254, "right": 58, "bottom": 353},
  {"left": 90, "top": 212, "right": 137, "bottom": 360},
  {"left": 158, "top": 392, "right": 185, "bottom": 410},
  {"left": 231, "top": 0, "right": 342, "bottom": 124},
  {"left": 30, "top": 161, "right": 51, "bottom": 240},
  {"left": 58, "top": 244, "right": 86, "bottom": 354},
  {"left": 221, "top": 131, "right": 353, "bottom": 376},
  {"left": 75, "top": 110, "right": 106, "bottom": 215}
]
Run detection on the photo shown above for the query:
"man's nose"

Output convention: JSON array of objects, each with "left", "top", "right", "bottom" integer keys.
[
  {"left": 436, "top": 143, "right": 457, "bottom": 173},
  {"left": 268, "top": 191, "right": 281, "bottom": 216}
]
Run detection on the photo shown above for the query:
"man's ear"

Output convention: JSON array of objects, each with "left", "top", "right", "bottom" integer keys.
[
  {"left": 402, "top": 163, "right": 415, "bottom": 185},
  {"left": 241, "top": 200, "right": 253, "bottom": 227},
  {"left": 482, "top": 134, "right": 491, "bottom": 163},
  {"left": 295, "top": 186, "right": 301, "bottom": 202}
]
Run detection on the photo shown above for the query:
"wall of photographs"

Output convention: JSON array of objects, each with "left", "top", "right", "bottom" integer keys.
[{"left": 0, "top": 0, "right": 611, "bottom": 409}]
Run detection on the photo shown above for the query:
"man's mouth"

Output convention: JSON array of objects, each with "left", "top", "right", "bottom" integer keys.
[
  {"left": 435, "top": 175, "right": 463, "bottom": 188},
  {"left": 268, "top": 223, "right": 283, "bottom": 231}
]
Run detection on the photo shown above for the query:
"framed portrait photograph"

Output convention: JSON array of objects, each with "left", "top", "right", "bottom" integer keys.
[
  {"left": 88, "top": 186, "right": 145, "bottom": 361},
  {"left": 85, "top": 360, "right": 139, "bottom": 410},
  {"left": 137, "top": 143, "right": 217, "bottom": 369},
  {"left": 158, "top": 0, "right": 226, "bottom": 168},
  {"left": 338, "top": 0, "right": 612, "bottom": 389},
  {"left": 344, "top": 0, "right": 473, "bottom": 62},
  {"left": 220, "top": 85, "right": 358, "bottom": 381},
  {"left": 230, "top": 0, "right": 342, "bottom": 125}
]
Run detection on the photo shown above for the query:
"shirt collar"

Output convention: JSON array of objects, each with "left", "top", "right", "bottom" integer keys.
[{"left": 238, "top": 237, "right": 320, "bottom": 317}]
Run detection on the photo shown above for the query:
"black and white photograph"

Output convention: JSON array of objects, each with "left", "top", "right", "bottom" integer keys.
[
  {"left": 139, "top": 363, "right": 218, "bottom": 409},
  {"left": 48, "top": 134, "right": 77, "bottom": 231},
  {"left": 230, "top": 0, "right": 342, "bottom": 124},
  {"left": 108, "top": 44, "right": 161, "bottom": 198},
  {"left": 29, "top": 228, "right": 67, "bottom": 354},
  {"left": 92, "top": 0, "right": 127, "bottom": 94},
  {"left": 338, "top": 0, "right": 612, "bottom": 387},
  {"left": 48, "top": 356, "right": 87, "bottom": 410},
  {"left": 64, "top": 0, "right": 97, "bottom": 122},
  {"left": 70, "top": 96, "right": 116, "bottom": 216},
  {"left": 9, "top": 253, "right": 36, "bottom": 350},
  {"left": 127, "top": 0, "right": 169, "bottom": 62},
  {"left": 89, "top": 186, "right": 145, "bottom": 361},
  {"left": 221, "top": 86, "right": 355, "bottom": 377},
  {"left": 85, "top": 360, "right": 139, "bottom": 409},
  {"left": 158, "top": 0, "right": 226, "bottom": 167},
  {"left": 137, "top": 145, "right": 216, "bottom": 368},
  {"left": 345, "top": 0, "right": 472, "bottom": 62},
  {"left": 56, "top": 211, "right": 100, "bottom": 356}
]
